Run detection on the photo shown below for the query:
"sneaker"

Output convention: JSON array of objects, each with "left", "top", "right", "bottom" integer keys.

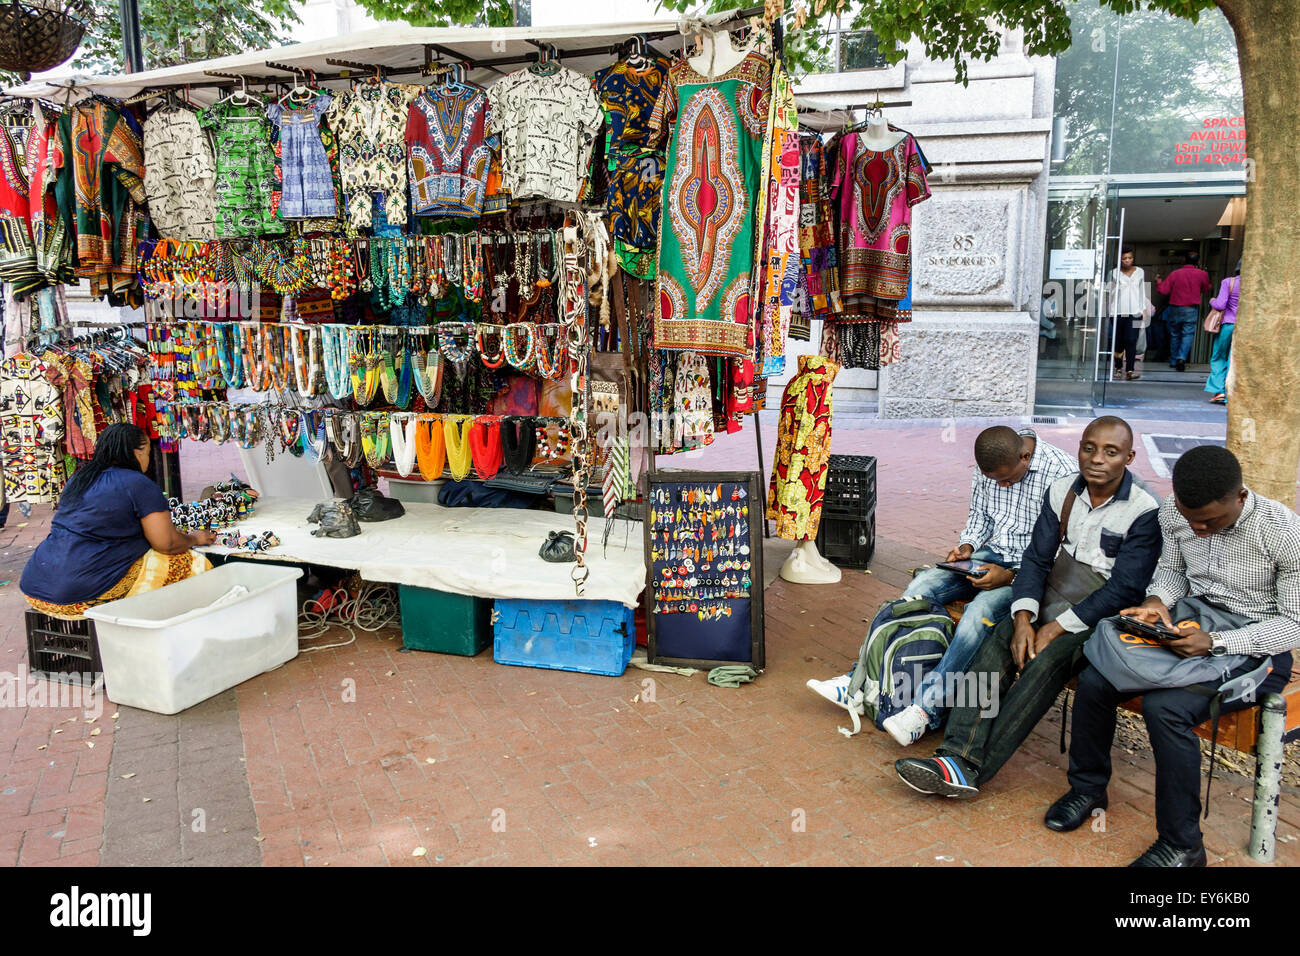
[
  {"left": 806, "top": 673, "right": 862, "bottom": 713},
  {"left": 895, "top": 755, "right": 979, "bottom": 797},
  {"left": 882, "top": 704, "right": 930, "bottom": 746}
]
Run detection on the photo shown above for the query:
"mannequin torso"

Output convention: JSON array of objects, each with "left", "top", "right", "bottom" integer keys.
[
  {"left": 688, "top": 30, "right": 749, "bottom": 80},
  {"left": 858, "top": 115, "right": 906, "bottom": 151}
]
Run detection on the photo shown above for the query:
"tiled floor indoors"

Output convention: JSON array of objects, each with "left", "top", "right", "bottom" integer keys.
[{"left": 1, "top": 415, "right": 1295, "bottom": 866}]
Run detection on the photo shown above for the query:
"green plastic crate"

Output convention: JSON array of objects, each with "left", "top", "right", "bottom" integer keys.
[{"left": 399, "top": 585, "right": 493, "bottom": 656}]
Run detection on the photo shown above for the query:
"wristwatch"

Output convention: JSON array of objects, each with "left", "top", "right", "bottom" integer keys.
[{"left": 1209, "top": 633, "right": 1228, "bottom": 657}]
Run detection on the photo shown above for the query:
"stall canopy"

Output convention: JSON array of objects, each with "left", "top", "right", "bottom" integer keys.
[{"left": 4, "top": 11, "right": 761, "bottom": 104}]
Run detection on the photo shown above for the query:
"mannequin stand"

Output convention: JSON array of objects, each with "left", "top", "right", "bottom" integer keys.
[{"left": 780, "top": 539, "right": 841, "bottom": 585}]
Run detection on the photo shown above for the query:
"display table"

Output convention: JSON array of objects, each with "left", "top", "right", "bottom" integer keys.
[{"left": 198, "top": 497, "right": 645, "bottom": 608}]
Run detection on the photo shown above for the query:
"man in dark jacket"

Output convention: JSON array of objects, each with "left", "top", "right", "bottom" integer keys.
[{"left": 894, "top": 416, "right": 1162, "bottom": 797}]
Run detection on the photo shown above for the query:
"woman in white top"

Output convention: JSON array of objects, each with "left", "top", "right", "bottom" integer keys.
[{"left": 1108, "top": 247, "right": 1151, "bottom": 380}]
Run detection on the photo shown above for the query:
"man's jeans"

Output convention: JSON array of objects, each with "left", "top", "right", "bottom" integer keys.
[
  {"left": 903, "top": 547, "right": 1015, "bottom": 726},
  {"left": 1067, "top": 653, "right": 1294, "bottom": 849},
  {"left": 1164, "top": 305, "right": 1199, "bottom": 365},
  {"left": 938, "top": 614, "right": 1092, "bottom": 784}
]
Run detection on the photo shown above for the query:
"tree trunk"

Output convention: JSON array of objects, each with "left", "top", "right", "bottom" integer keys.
[{"left": 1219, "top": 0, "right": 1300, "bottom": 507}]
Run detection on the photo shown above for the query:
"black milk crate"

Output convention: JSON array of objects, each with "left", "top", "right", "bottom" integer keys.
[
  {"left": 822, "top": 455, "right": 877, "bottom": 519},
  {"left": 25, "top": 610, "right": 102, "bottom": 683},
  {"left": 815, "top": 511, "right": 876, "bottom": 570}
]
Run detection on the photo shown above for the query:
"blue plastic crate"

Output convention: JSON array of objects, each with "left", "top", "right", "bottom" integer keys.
[{"left": 493, "top": 599, "right": 636, "bottom": 677}]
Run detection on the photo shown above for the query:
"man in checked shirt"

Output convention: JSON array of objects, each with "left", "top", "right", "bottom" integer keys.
[{"left": 1045, "top": 445, "right": 1300, "bottom": 866}]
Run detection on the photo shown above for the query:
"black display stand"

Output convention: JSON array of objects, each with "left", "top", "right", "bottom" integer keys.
[{"left": 642, "top": 470, "right": 765, "bottom": 670}]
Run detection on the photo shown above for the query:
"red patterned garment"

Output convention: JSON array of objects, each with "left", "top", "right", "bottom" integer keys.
[{"left": 766, "top": 354, "right": 839, "bottom": 540}]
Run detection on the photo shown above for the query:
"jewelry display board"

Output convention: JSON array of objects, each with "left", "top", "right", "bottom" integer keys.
[{"left": 643, "top": 471, "right": 765, "bottom": 670}]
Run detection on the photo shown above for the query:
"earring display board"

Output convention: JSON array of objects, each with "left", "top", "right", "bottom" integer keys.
[{"left": 643, "top": 471, "right": 765, "bottom": 670}]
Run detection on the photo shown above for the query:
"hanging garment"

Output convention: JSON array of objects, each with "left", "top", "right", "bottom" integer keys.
[
  {"left": 0, "top": 352, "right": 64, "bottom": 503},
  {"left": 327, "top": 81, "right": 421, "bottom": 231},
  {"left": 797, "top": 133, "right": 840, "bottom": 325},
  {"left": 670, "top": 351, "right": 715, "bottom": 453},
  {"left": 55, "top": 101, "right": 149, "bottom": 302},
  {"left": 649, "top": 51, "right": 771, "bottom": 358},
  {"left": 767, "top": 354, "right": 839, "bottom": 541},
  {"left": 488, "top": 65, "right": 604, "bottom": 204},
  {"left": 754, "top": 57, "right": 800, "bottom": 378},
  {"left": 405, "top": 84, "right": 494, "bottom": 218},
  {"left": 831, "top": 130, "right": 930, "bottom": 315},
  {"left": 200, "top": 99, "right": 283, "bottom": 238},
  {"left": 594, "top": 56, "right": 670, "bottom": 249},
  {"left": 143, "top": 106, "right": 218, "bottom": 239},
  {"left": 0, "top": 103, "right": 40, "bottom": 294},
  {"left": 267, "top": 93, "right": 337, "bottom": 220},
  {"left": 23, "top": 106, "right": 71, "bottom": 289}
]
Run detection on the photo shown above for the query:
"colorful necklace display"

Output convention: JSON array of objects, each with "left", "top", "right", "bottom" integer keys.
[
  {"left": 469, "top": 416, "right": 503, "bottom": 479},
  {"left": 415, "top": 414, "right": 446, "bottom": 480},
  {"left": 475, "top": 325, "right": 506, "bottom": 370},
  {"left": 437, "top": 322, "right": 476, "bottom": 376},
  {"left": 360, "top": 412, "right": 391, "bottom": 469},
  {"left": 322, "top": 324, "right": 352, "bottom": 399},
  {"left": 443, "top": 415, "right": 474, "bottom": 481},
  {"left": 389, "top": 413, "right": 419, "bottom": 477},
  {"left": 503, "top": 323, "right": 536, "bottom": 372},
  {"left": 327, "top": 411, "right": 361, "bottom": 467},
  {"left": 535, "top": 324, "right": 567, "bottom": 379},
  {"left": 411, "top": 337, "right": 443, "bottom": 408},
  {"left": 289, "top": 325, "right": 321, "bottom": 397},
  {"left": 301, "top": 408, "right": 328, "bottom": 461},
  {"left": 501, "top": 417, "right": 537, "bottom": 474},
  {"left": 536, "top": 420, "right": 571, "bottom": 461}
]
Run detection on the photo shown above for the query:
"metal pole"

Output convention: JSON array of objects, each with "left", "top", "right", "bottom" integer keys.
[
  {"left": 1248, "top": 692, "right": 1287, "bottom": 862},
  {"left": 119, "top": 0, "right": 145, "bottom": 74},
  {"left": 755, "top": 412, "right": 769, "bottom": 538}
]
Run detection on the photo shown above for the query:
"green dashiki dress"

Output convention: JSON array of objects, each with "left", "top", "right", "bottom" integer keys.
[
  {"left": 649, "top": 52, "right": 771, "bottom": 358},
  {"left": 199, "top": 101, "right": 284, "bottom": 238}
]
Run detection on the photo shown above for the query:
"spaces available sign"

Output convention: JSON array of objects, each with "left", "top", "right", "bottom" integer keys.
[{"left": 1174, "top": 116, "right": 1246, "bottom": 166}]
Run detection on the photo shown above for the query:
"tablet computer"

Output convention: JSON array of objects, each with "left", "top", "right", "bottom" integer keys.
[{"left": 937, "top": 560, "right": 988, "bottom": 578}]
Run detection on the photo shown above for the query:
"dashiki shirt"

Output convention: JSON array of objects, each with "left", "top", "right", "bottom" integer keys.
[
  {"left": 143, "top": 107, "right": 217, "bottom": 239},
  {"left": 0, "top": 352, "right": 64, "bottom": 504},
  {"left": 831, "top": 130, "right": 929, "bottom": 321},
  {"left": 405, "top": 84, "right": 494, "bottom": 218},
  {"left": 24, "top": 106, "right": 72, "bottom": 290},
  {"left": 327, "top": 82, "right": 421, "bottom": 231},
  {"left": 796, "top": 133, "right": 840, "bottom": 330},
  {"left": 200, "top": 100, "right": 284, "bottom": 238},
  {"left": 0, "top": 104, "right": 40, "bottom": 294},
  {"left": 767, "top": 354, "right": 838, "bottom": 541},
  {"left": 649, "top": 51, "right": 771, "bottom": 358},
  {"left": 488, "top": 66, "right": 604, "bottom": 204},
  {"left": 754, "top": 57, "right": 799, "bottom": 377},
  {"left": 267, "top": 94, "right": 336, "bottom": 220},
  {"left": 594, "top": 57, "right": 670, "bottom": 250}
]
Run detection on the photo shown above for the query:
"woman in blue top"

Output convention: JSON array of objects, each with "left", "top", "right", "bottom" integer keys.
[{"left": 21, "top": 424, "right": 216, "bottom": 618}]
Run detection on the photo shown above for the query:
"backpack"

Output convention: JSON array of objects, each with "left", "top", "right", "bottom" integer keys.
[{"left": 840, "top": 596, "right": 954, "bottom": 737}]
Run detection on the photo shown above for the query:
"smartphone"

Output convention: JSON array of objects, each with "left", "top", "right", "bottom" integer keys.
[
  {"left": 937, "top": 560, "right": 988, "bottom": 578},
  {"left": 1118, "top": 615, "right": 1183, "bottom": 643}
]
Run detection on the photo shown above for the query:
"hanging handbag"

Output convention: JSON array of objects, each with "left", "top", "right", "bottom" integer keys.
[
  {"left": 1203, "top": 308, "right": 1224, "bottom": 334},
  {"left": 1039, "top": 489, "right": 1108, "bottom": 621}
]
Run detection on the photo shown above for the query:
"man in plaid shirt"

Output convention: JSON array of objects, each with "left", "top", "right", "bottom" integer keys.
[
  {"left": 1045, "top": 445, "right": 1300, "bottom": 866},
  {"left": 808, "top": 426, "right": 1076, "bottom": 740}
]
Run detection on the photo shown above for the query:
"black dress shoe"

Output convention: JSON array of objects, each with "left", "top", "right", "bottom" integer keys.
[
  {"left": 1176, "top": 359, "right": 1187, "bottom": 372},
  {"left": 1129, "top": 839, "right": 1207, "bottom": 867},
  {"left": 1044, "top": 789, "right": 1108, "bottom": 832}
]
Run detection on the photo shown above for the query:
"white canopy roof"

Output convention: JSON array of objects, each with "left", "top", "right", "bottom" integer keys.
[{"left": 4, "top": 15, "right": 752, "bottom": 104}]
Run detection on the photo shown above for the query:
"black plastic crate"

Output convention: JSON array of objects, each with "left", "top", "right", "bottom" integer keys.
[
  {"left": 25, "top": 611, "right": 102, "bottom": 683},
  {"left": 822, "top": 455, "right": 877, "bottom": 519},
  {"left": 816, "top": 511, "right": 876, "bottom": 570}
]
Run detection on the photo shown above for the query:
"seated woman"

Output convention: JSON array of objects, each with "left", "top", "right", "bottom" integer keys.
[{"left": 21, "top": 423, "right": 216, "bottom": 619}]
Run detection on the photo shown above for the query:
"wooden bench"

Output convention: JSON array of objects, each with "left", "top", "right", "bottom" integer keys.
[{"left": 947, "top": 600, "right": 1296, "bottom": 859}]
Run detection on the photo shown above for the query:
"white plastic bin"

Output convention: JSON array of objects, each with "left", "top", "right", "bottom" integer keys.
[{"left": 85, "top": 563, "right": 303, "bottom": 715}]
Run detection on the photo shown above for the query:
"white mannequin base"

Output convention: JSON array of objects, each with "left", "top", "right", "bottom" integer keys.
[{"left": 780, "top": 540, "right": 842, "bottom": 585}]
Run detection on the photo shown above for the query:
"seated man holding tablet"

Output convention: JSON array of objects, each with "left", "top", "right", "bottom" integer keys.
[{"left": 808, "top": 426, "right": 1077, "bottom": 743}]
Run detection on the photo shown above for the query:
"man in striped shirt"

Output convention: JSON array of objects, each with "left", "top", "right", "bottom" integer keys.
[
  {"left": 1045, "top": 445, "right": 1300, "bottom": 866},
  {"left": 808, "top": 426, "right": 1077, "bottom": 738}
]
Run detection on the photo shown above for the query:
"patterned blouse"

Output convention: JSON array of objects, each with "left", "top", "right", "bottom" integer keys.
[
  {"left": 594, "top": 57, "right": 669, "bottom": 250},
  {"left": 327, "top": 81, "right": 421, "bottom": 231},
  {"left": 199, "top": 100, "right": 284, "bottom": 238},
  {"left": 143, "top": 107, "right": 217, "bottom": 240},
  {"left": 267, "top": 94, "right": 336, "bottom": 220},
  {"left": 488, "top": 66, "right": 604, "bottom": 203},
  {"left": 0, "top": 353, "right": 64, "bottom": 504},
  {"left": 405, "top": 84, "right": 494, "bottom": 218}
]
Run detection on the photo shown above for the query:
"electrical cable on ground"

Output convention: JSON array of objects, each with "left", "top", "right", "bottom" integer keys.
[{"left": 297, "top": 579, "right": 401, "bottom": 652}]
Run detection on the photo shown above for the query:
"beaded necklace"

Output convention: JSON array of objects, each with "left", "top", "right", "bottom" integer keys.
[
  {"left": 355, "top": 239, "right": 371, "bottom": 293},
  {"left": 259, "top": 240, "right": 312, "bottom": 296},
  {"left": 388, "top": 413, "right": 419, "bottom": 477},
  {"left": 503, "top": 323, "right": 537, "bottom": 373},
  {"left": 437, "top": 321, "right": 476, "bottom": 376},
  {"left": 278, "top": 405, "right": 302, "bottom": 452},
  {"left": 209, "top": 403, "right": 232, "bottom": 444},
  {"left": 469, "top": 415, "right": 504, "bottom": 480},
  {"left": 232, "top": 404, "right": 262, "bottom": 449},
  {"left": 536, "top": 420, "right": 571, "bottom": 461},
  {"left": 535, "top": 323, "right": 567, "bottom": 379},
  {"left": 411, "top": 331, "right": 443, "bottom": 408},
  {"left": 360, "top": 412, "right": 391, "bottom": 469},
  {"left": 301, "top": 408, "right": 328, "bottom": 461},
  {"left": 501, "top": 417, "right": 537, "bottom": 474},
  {"left": 321, "top": 324, "right": 353, "bottom": 399},
  {"left": 328, "top": 239, "right": 356, "bottom": 300},
  {"left": 349, "top": 329, "right": 380, "bottom": 407},
  {"left": 264, "top": 324, "right": 291, "bottom": 392},
  {"left": 443, "top": 415, "right": 474, "bottom": 481},
  {"left": 475, "top": 324, "right": 506, "bottom": 370},
  {"left": 534, "top": 230, "right": 556, "bottom": 289},
  {"left": 394, "top": 332, "right": 414, "bottom": 410},
  {"left": 415, "top": 414, "right": 446, "bottom": 480},
  {"left": 240, "top": 323, "right": 273, "bottom": 391},
  {"left": 327, "top": 410, "right": 361, "bottom": 466},
  {"left": 289, "top": 324, "right": 321, "bottom": 397}
]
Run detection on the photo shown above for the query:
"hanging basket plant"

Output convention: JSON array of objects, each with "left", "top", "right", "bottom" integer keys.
[{"left": 0, "top": 0, "right": 92, "bottom": 75}]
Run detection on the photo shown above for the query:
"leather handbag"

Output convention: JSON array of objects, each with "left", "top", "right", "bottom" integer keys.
[
  {"left": 1040, "top": 490, "right": 1108, "bottom": 620},
  {"left": 1203, "top": 308, "right": 1224, "bottom": 334}
]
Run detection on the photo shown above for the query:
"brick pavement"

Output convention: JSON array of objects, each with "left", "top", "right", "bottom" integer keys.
[{"left": 0, "top": 416, "right": 1296, "bottom": 866}]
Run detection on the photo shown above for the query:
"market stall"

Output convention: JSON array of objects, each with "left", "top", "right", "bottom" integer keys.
[{"left": 3, "top": 5, "right": 922, "bottom": 706}]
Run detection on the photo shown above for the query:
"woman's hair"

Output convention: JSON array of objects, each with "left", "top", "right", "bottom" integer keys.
[{"left": 60, "top": 423, "right": 150, "bottom": 507}]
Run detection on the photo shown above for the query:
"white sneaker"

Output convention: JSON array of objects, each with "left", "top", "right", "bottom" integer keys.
[
  {"left": 882, "top": 704, "right": 931, "bottom": 747},
  {"left": 806, "top": 673, "right": 863, "bottom": 715}
]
